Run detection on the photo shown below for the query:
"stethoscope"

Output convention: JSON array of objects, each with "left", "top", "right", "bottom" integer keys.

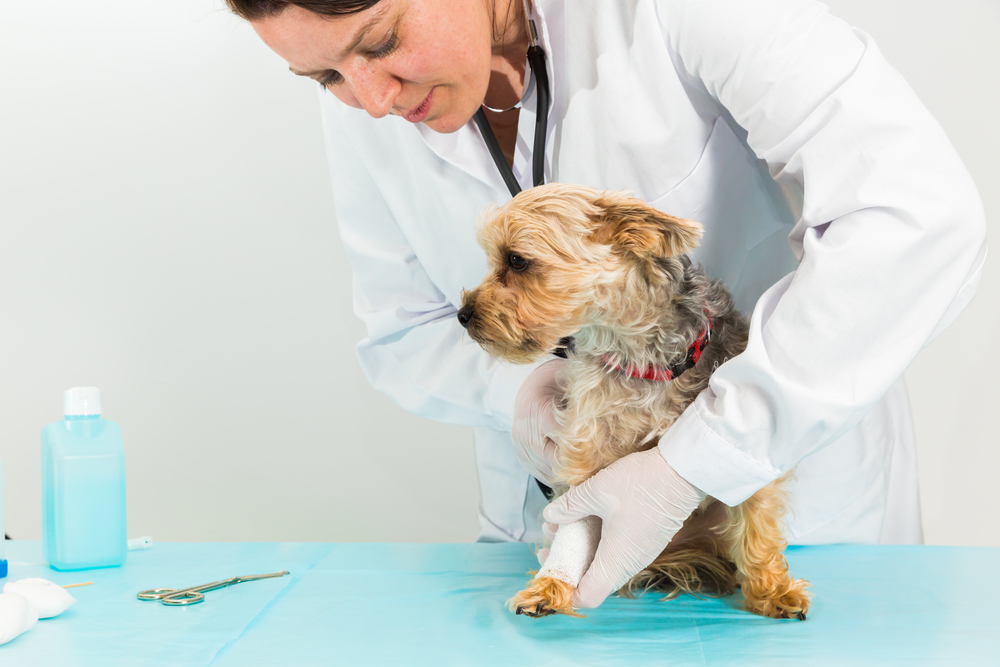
[{"left": 471, "top": 18, "right": 550, "bottom": 198}]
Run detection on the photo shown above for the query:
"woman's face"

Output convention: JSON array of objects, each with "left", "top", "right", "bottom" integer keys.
[{"left": 253, "top": 0, "right": 496, "bottom": 134}]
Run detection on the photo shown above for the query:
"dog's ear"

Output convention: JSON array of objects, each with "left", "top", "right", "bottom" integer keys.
[{"left": 589, "top": 193, "right": 703, "bottom": 258}]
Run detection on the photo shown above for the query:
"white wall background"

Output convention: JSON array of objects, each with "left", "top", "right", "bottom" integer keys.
[{"left": 0, "top": 0, "right": 996, "bottom": 546}]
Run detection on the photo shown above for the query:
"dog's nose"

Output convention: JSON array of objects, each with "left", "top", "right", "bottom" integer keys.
[{"left": 457, "top": 304, "right": 475, "bottom": 328}]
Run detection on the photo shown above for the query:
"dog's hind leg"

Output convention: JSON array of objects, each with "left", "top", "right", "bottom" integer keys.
[
  {"left": 724, "top": 481, "right": 811, "bottom": 620},
  {"left": 625, "top": 499, "right": 737, "bottom": 600}
]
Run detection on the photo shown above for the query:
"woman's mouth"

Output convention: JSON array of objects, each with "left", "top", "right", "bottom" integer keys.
[{"left": 403, "top": 90, "right": 434, "bottom": 123}]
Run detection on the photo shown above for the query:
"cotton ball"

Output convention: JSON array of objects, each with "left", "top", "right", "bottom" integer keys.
[
  {"left": 3, "top": 579, "right": 77, "bottom": 619},
  {"left": 0, "top": 592, "right": 38, "bottom": 646}
]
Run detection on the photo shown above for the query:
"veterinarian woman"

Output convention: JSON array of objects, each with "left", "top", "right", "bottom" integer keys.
[{"left": 232, "top": 0, "right": 986, "bottom": 609}]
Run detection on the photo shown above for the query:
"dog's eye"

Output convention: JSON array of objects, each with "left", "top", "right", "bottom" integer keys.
[{"left": 508, "top": 253, "right": 529, "bottom": 273}]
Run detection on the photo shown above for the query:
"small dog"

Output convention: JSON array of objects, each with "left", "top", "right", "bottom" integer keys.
[{"left": 459, "top": 183, "right": 809, "bottom": 620}]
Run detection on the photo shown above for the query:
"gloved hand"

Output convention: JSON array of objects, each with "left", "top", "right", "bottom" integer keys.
[
  {"left": 542, "top": 448, "right": 706, "bottom": 609},
  {"left": 535, "top": 521, "right": 559, "bottom": 566},
  {"left": 510, "top": 358, "right": 567, "bottom": 486}
]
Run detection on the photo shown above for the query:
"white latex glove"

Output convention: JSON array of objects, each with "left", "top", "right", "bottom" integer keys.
[
  {"left": 542, "top": 448, "right": 706, "bottom": 609},
  {"left": 535, "top": 521, "right": 559, "bottom": 566},
  {"left": 510, "top": 358, "right": 566, "bottom": 486}
]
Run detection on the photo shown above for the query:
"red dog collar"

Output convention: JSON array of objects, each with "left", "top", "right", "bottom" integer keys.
[{"left": 602, "top": 319, "right": 712, "bottom": 382}]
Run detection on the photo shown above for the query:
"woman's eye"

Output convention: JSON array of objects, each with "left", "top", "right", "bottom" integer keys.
[
  {"left": 319, "top": 70, "right": 343, "bottom": 88},
  {"left": 318, "top": 28, "right": 397, "bottom": 91},
  {"left": 369, "top": 31, "right": 398, "bottom": 60},
  {"left": 508, "top": 253, "right": 529, "bottom": 272}
]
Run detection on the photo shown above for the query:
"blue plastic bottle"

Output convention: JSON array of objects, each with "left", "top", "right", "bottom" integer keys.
[
  {"left": 1, "top": 459, "right": 7, "bottom": 578},
  {"left": 41, "top": 387, "right": 127, "bottom": 571}
]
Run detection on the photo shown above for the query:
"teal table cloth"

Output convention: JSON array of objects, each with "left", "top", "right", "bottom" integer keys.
[{"left": 2, "top": 541, "right": 998, "bottom": 666}]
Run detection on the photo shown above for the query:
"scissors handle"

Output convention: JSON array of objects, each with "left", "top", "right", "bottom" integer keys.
[
  {"left": 136, "top": 582, "right": 221, "bottom": 604},
  {"left": 136, "top": 587, "right": 187, "bottom": 601},
  {"left": 137, "top": 571, "right": 290, "bottom": 605}
]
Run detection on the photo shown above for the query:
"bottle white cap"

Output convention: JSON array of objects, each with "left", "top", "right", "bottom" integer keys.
[{"left": 63, "top": 387, "right": 101, "bottom": 417}]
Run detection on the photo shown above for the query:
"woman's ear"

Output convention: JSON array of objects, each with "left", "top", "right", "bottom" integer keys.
[{"left": 588, "top": 192, "right": 703, "bottom": 258}]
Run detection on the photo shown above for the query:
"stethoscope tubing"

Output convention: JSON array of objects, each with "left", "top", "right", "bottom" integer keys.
[
  {"left": 527, "top": 44, "right": 550, "bottom": 191},
  {"left": 472, "top": 44, "right": 550, "bottom": 198}
]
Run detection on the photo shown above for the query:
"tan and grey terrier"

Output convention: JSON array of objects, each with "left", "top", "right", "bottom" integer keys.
[{"left": 459, "top": 183, "right": 810, "bottom": 620}]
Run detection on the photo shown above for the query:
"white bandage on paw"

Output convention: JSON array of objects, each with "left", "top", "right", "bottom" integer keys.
[{"left": 535, "top": 515, "right": 601, "bottom": 587}]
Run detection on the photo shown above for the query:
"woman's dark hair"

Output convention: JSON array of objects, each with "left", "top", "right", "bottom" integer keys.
[
  {"left": 225, "top": 0, "right": 382, "bottom": 21},
  {"left": 226, "top": 0, "right": 519, "bottom": 43}
]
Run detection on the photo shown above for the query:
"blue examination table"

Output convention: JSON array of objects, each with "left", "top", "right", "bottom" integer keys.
[{"left": 1, "top": 541, "right": 998, "bottom": 665}]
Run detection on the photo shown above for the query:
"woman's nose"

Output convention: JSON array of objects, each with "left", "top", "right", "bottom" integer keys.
[{"left": 351, "top": 66, "right": 398, "bottom": 119}]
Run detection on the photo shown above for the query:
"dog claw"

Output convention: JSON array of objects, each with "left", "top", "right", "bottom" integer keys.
[
  {"left": 515, "top": 603, "right": 554, "bottom": 618},
  {"left": 796, "top": 611, "right": 807, "bottom": 621}
]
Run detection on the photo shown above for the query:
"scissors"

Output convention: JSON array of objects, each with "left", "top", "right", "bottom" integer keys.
[{"left": 137, "top": 571, "right": 289, "bottom": 606}]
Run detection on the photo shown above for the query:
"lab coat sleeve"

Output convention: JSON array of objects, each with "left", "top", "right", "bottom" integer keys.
[
  {"left": 319, "top": 99, "right": 540, "bottom": 432},
  {"left": 653, "top": 0, "right": 988, "bottom": 505}
]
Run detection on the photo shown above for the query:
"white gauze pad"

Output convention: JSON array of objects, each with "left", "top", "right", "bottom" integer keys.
[
  {"left": 4, "top": 579, "right": 77, "bottom": 619},
  {"left": 535, "top": 516, "right": 601, "bottom": 587},
  {"left": 0, "top": 592, "right": 38, "bottom": 646}
]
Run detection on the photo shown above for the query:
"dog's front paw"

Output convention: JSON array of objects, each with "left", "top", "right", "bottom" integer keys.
[
  {"left": 744, "top": 578, "right": 811, "bottom": 621},
  {"left": 508, "top": 575, "right": 583, "bottom": 618}
]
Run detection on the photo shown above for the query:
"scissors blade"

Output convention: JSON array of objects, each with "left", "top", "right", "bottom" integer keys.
[{"left": 232, "top": 571, "right": 290, "bottom": 584}]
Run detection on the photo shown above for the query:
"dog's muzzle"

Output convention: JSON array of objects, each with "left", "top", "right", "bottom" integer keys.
[{"left": 457, "top": 304, "right": 475, "bottom": 329}]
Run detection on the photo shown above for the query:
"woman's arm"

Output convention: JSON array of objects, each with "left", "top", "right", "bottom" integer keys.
[
  {"left": 319, "top": 95, "right": 541, "bottom": 432},
  {"left": 654, "top": 0, "right": 987, "bottom": 505}
]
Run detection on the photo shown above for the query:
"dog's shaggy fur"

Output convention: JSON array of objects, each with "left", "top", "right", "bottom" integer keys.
[{"left": 460, "top": 183, "right": 810, "bottom": 620}]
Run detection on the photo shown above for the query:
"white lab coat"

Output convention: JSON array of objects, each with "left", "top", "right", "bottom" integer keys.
[{"left": 319, "top": 0, "right": 986, "bottom": 544}]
